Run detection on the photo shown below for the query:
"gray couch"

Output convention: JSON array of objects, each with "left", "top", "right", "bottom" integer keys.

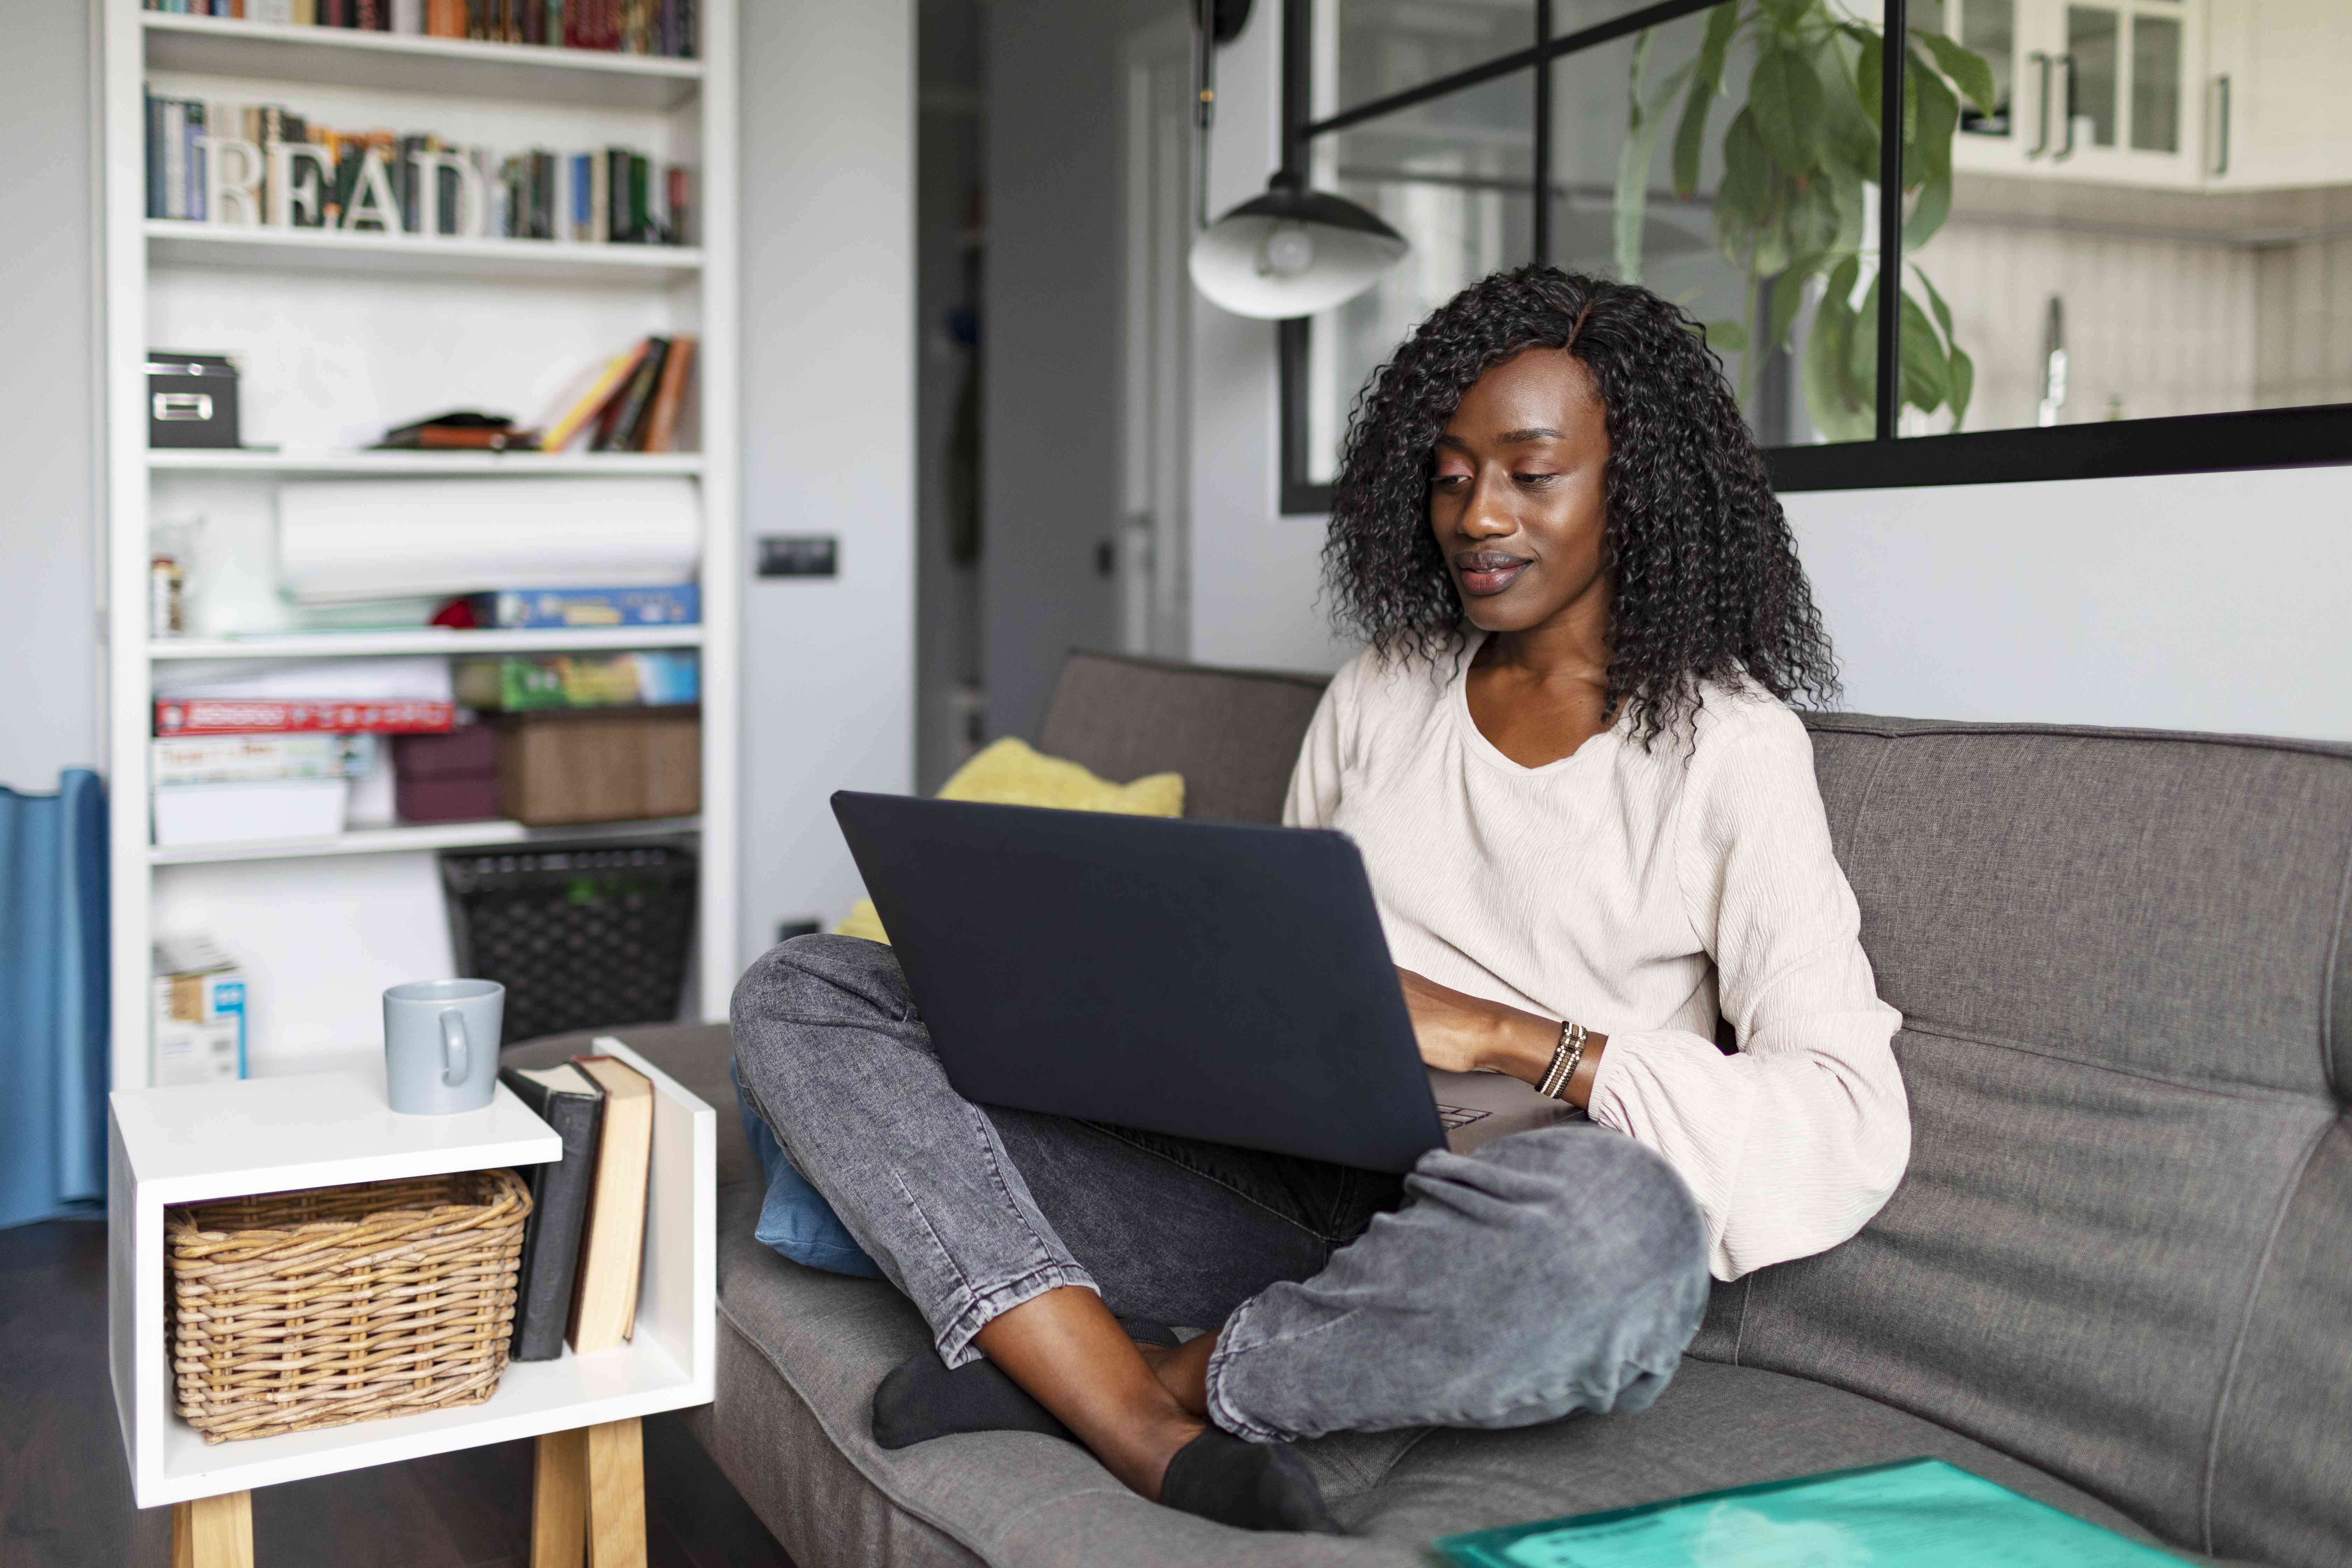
[{"left": 508, "top": 651, "right": 2352, "bottom": 1568}]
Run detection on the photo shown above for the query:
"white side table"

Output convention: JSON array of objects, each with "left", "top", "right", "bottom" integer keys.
[{"left": 108, "top": 1035, "right": 716, "bottom": 1567}]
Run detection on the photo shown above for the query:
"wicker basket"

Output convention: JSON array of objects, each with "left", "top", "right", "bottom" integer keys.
[{"left": 165, "top": 1168, "right": 532, "bottom": 1444}]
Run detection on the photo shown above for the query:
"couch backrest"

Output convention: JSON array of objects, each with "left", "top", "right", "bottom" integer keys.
[
  {"left": 1040, "top": 655, "right": 2352, "bottom": 1568},
  {"left": 1690, "top": 714, "right": 2352, "bottom": 1568},
  {"left": 1038, "top": 652, "right": 1331, "bottom": 825}
]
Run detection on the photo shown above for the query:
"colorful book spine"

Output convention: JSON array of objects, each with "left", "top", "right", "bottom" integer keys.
[
  {"left": 155, "top": 699, "right": 456, "bottom": 735},
  {"left": 472, "top": 585, "right": 699, "bottom": 628},
  {"left": 152, "top": 733, "right": 378, "bottom": 784},
  {"left": 453, "top": 650, "right": 698, "bottom": 712}
]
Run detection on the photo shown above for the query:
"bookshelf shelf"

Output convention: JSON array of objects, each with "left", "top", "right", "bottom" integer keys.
[
  {"left": 147, "top": 450, "right": 705, "bottom": 476},
  {"left": 142, "top": 12, "right": 704, "bottom": 111},
  {"left": 152, "top": 626, "right": 705, "bottom": 659},
  {"left": 146, "top": 219, "right": 704, "bottom": 284},
  {"left": 149, "top": 815, "right": 702, "bottom": 867}
]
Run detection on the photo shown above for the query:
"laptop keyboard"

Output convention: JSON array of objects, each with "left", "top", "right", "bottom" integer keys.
[{"left": 1435, "top": 1103, "right": 1491, "bottom": 1129}]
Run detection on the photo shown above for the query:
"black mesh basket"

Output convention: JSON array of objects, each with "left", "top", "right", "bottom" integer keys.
[{"left": 440, "top": 841, "right": 698, "bottom": 1045}]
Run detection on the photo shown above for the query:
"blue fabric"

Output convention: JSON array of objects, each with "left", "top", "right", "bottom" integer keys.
[
  {"left": 729, "top": 1054, "right": 883, "bottom": 1278},
  {"left": 0, "top": 770, "right": 109, "bottom": 1230}
]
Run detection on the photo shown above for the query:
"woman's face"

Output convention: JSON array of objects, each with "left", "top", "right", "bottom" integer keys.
[{"left": 1429, "top": 346, "right": 1611, "bottom": 636}]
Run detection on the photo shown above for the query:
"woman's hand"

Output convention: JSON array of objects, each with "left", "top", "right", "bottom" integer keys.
[{"left": 1396, "top": 968, "right": 1558, "bottom": 1079}]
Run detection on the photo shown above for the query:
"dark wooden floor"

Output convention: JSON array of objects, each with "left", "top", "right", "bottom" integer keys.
[{"left": 0, "top": 1219, "right": 795, "bottom": 1568}]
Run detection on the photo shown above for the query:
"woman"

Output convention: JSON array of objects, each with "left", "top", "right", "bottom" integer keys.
[{"left": 733, "top": 267, "right": 1908, "bottom": 1534}]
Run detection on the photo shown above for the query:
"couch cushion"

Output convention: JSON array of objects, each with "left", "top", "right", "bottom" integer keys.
[
  {"left": 1036, "top": 652, "right": 1329, "bottom": 825},
  {"left": 1692, "top": 716, "right": 2352, "bottom": 1568},
  {"left": 511, "top": 1023, "right": 2235, "bottom": 1568}
]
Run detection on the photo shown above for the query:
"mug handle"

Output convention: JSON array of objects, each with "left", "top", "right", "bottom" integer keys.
[{"left": 439, "top": 1008, "right": 470, "bottom": 1088}]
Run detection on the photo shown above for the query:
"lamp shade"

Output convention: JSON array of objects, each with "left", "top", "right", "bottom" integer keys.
[{"left": 1188, "top": 174, "right": 1408, "bottom": 320}]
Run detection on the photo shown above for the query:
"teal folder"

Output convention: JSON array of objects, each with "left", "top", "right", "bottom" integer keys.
[{"left": 1432, "top": 1458, "right": 2189, "bottom": 1567}]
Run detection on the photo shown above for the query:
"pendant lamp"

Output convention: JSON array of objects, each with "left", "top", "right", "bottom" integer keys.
[{"left": 1184, "top": 1, "right": 1408, "bottom": 320}]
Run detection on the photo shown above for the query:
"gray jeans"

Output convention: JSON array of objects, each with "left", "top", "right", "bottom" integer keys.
[{"left": 731, "top": 934, "right": 1710, "bottom": 1443}]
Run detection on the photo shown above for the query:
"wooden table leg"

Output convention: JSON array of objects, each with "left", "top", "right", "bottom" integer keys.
[
  {"left": 585, "top": 1418, "right": 648, "bottom": 1568},
  {"left": 532, "top": 1427, "right": 590, "bottom": 1568},
  {"left": 170, "top": 1491, "right": 254, "bottom": 1568},
  {"left": 533, "top": 1419, "right": 645, "bottom": 1568}
]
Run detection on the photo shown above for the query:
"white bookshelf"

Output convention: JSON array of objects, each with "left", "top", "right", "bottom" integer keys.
[{"left": 101, "top": 1, "right": 741, "bottom": 1092}]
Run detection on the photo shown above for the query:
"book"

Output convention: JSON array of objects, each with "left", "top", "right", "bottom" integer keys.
[
  {"left": 539, "top": 341, "right": 646, "bottom": 452},
  {"left": 500, "top": 1063, "right": 607, "bottom": 1362},
  {"left": 1431, "top": 1458, "right": 2191, "bottom": 1567},
  {"left": 454, "top": 650, "right": 698, "bottom": 711},
  {"left": 142, "top": 92, "right": 697, "bottom": 238},
  {"left": 639, "top": 334, "right": 696, "bottom": 453},
  {"left": 152, "top": 732, "right": 377, "bottom": 784},
  {"left": 593, "top": 337, "right": 668, "bottom": 452},
  {"left": 376, "top": 411, "right": 535, "bottom": 450},
  {"left": 154, "top": 698, "right": 455, "bottom": 735},
  {"left": 566, "top": 1054, "right": 654, "bottom": 1353},
  {"left": 470, "top": 585, "right": 700, "bottom": 628}
]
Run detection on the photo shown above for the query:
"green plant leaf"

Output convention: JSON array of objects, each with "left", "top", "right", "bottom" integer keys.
[
  {"left": 1908, "top": 58, "right": 1958, "bottom": 183},
  {"left": 1910, "top": 27, "right": 1999, "bottom": 117},
  {"left": 1818, "top": 36, "right": 1882, "bottom": 180},
  {"left": 1897, "top": 288, "right": 1949, "bottom": 411},
  {"left": 1672, "top": 1, "right": 1743, "bottom": 199},
  {"left": 1749, "top": 39, "right": 1827, "bottom": 173},
  {"left": 1802, "top": 292, "right": 1875, "bottom": 442},
  {"left": 1758, "top": 0, "right": 1812, "bottom": 33},
  {"left": 1854, "top": 30, "right": 1883, "bottom": 130},
  {"left": 1844, "top": 273, "right": 1880, "bottom": 400},
  {"left": 1703, "top": 318, "right": 1751, "bottom": 351},
  {"left": 1765, "top": 250, "right": 1831, "bottom": 350},
  {"left": 1717, "top": 108, "right": 1774, "bottom": 224},
  {"left": 1912, "top": 262, "right": 1956, "bottom": 342},
  {"left": 1946, "top": 342, "right": 1975, "bottom": 430},
  {"left": 1614, "top": 36, "right": 1697, "bottom": 285},
  {"left": 1904, "top": 171, "right": 1951, "bottom": 249}
]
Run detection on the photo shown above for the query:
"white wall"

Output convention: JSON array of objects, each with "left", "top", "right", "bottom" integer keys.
[
  {"left": 1786, "top": 468, "right": 2352, "bottom": 742},
  {"left": 0, "top": 3, "right": 101, "bottom": 794},
  {"left": 1183, "top": 10, "right": 2352, "bottom": 741},
  {"left": 737, "top": 0, "right": 918, "bottom": 955},
  {"left": 1186, "top": 0, "right": 1353, "bottom": 677}
]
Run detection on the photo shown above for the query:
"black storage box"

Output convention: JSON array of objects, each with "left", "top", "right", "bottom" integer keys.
[
  {"left": 147, "top": 351, "right": 241, "bottom": 449},
  {"left": 440, "top": 841, "right": 698, "bottom": 1044}
]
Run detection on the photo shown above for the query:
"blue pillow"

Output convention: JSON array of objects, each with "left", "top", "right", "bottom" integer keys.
[{"left": 729, "top": 1057, "right": 885, "bottom": 1279}]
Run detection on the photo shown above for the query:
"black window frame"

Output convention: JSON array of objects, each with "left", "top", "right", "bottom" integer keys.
[{"left": 1275, "top": 0, "right": 2352, "bottom": 512}]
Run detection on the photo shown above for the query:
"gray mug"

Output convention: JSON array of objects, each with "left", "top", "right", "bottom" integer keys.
[{"left": 383, "top": 979, "right": 504, "bottom": 1114}]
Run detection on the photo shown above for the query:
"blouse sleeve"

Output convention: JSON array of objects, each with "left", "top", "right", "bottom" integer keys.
[
  {"left": 1583, "top": 701, "right": 1910, "bottom": 1281},
  {"left": 1282, "top": 662, "right": 1353, "bottom": 830}
]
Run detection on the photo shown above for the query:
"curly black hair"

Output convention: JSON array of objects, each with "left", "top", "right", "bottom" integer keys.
[{"left": 1323, "top": 265, "right": 1839, "bottom": 747}]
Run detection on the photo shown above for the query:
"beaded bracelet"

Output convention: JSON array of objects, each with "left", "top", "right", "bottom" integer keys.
[{"left": 1538, "top": 1019, "right": 1588, "bottom": 1101}]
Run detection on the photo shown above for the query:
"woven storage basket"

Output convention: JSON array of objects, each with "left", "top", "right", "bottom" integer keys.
[{"left": 166, "top": 1168, "right": 532, "bottom": 1444}]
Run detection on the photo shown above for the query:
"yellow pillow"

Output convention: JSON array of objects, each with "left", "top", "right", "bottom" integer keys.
[{"left": 835, "top": 738, "right": 1184, "bottom": 944}]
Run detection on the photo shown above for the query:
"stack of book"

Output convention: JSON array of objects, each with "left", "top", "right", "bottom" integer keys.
[
  {"left": 499, "top": 1052, "right": 658, "bottom": 1361},
  {"left": 151, "top": 658, "right": 455, "bottom": 845},
  {"left": 144, "top": 93, "right": 693, "bottom": 246},
  {"left": 144, "top": 0, "right": 699, "bottom": 58},
  {"left": 537, "top": 336, "right": 698, "bottom": 453}
]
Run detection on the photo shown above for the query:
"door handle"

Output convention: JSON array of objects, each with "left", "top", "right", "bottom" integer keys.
[
  {"left": 2054, "top": 54, "right": 2077, "bottom": 161},
  {"left": 2028, "top": 52, "right": 2052, "bottom": 158},
  {"left": 2211, "top": 73, "right": 2231, "bottom": 176}
]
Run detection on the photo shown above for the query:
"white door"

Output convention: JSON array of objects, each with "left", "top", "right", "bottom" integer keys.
[{"left": 1119, "top": 13, "right": 1194, "bottom": 660}]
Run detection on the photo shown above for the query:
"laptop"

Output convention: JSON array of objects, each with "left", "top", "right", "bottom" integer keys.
[{"left": 830, "top": 791, "right": 1575, "bottom": 1173}]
